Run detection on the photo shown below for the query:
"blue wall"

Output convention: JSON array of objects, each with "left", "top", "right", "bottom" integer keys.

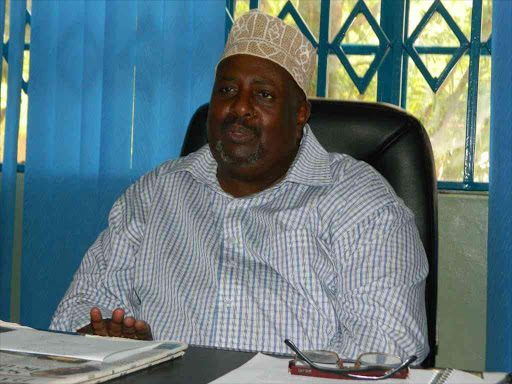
[
  {"left": 17, "top": 0, "right": 224, "bottom": 328},
  {"left": 486, "top": 0, "right": 512, "bottom": 372}
]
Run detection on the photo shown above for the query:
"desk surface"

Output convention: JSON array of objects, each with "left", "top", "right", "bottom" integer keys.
[
  {"left": 107, "top": 348, "right": 509, "bottom": 384},
  {"left": 108, "top": 346, "right": 256, "bottom": 384}
]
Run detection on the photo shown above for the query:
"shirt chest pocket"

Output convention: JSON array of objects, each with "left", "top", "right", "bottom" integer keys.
[{"left": 262, "top": 229, "right": 335, "bottom": 293}]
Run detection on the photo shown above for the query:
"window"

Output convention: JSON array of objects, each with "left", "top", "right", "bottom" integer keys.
[
  {"left": 227, "top": 0, "right": 491, "bottom": 191},
  {"left": 0, "top": 0, "right": 31, "bottom": 172}
]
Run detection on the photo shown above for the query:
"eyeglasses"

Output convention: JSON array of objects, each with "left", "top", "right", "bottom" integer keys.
[{"left": 285, "top": 339, "right": 417, "bottom": 381}]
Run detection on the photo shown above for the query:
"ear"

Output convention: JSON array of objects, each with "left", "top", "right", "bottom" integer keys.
[
  {"left": 294, "top": 99, "right": 311, "bottom": 145},
  {"left": 296, "top": 98, "right": 311, "bottom": 128},
  {"left": 297, "top": 98, "right": 311, "bottom": 125}
]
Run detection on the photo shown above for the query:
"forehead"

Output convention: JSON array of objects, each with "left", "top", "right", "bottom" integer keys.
[{"left": 216, "top": 54, "right": 296, "bottom": 87}]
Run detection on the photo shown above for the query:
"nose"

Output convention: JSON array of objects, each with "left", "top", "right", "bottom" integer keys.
[{"left": 229, "top": 90, "right": 253, "bottom": 118}]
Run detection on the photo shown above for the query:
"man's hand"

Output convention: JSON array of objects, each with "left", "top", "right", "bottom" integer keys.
[{"left": 77, "top": 307, "right": 153, "bottom": 340}]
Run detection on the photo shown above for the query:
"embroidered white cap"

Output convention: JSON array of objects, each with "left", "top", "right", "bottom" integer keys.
[{"left": 218, "top": 10, "right": 316, "bottom": 97}]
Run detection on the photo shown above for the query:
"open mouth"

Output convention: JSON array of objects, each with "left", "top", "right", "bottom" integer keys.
[{"left": 224, "top": 125, "right": 257, "bottom": 143}]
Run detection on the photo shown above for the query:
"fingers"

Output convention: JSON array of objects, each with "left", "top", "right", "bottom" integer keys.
[
  {"left": 122, "top": 316, "right": 137, "bottom": 339},
  {"left": 90, "top": 307, "right": 109, "bottom": 336},
  {"left": 122, "top": 316, "right": 153, "bottom": 340},
  {"left": 87, "top": 307, "right": 152, "bottom": 340},
  {"left": 134, "top": 320, "right": 153, "bottom": 341},
  {"left": 109, "top": 308, "right": 125, "bottom": 337}
]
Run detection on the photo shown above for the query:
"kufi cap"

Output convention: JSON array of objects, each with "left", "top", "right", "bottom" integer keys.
[{"left": 218, "top": 10, "right": 316, "bottom": 97}]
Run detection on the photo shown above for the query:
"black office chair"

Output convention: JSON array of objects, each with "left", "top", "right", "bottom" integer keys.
[{"left": 181, "top": 99, "right": 438, "bottom": 368}]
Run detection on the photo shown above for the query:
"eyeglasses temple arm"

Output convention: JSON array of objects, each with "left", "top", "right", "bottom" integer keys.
[
  {"left": 348, "top": 355, "right": 418, "bottom": 381},
  {"left": 284, "top": 339, "right": 318, "bottom": 367}
]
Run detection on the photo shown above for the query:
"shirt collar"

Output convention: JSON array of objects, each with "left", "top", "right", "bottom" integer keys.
[
  {"left": 284, "top": 124, "right": 333, "bottom": 186},
  {"left": 164, "top": 145, "right": 218, "bottom": 187},
  {"left": 164, "top": 124, "right": 333, "bottom": 187}
]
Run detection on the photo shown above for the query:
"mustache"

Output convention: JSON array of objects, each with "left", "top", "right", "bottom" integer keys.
[{"left": 221, "top": 116, "right": 261, "bottom": 137}]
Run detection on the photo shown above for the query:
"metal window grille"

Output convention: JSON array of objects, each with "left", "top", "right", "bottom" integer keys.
[{"left": 226, "top": 0, "right": 491, "bottom": 191}]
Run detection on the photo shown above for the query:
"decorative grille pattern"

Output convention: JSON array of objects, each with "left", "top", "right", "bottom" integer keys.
[{"left": 227, "top": 0, "right": 492, "bottom": 191}]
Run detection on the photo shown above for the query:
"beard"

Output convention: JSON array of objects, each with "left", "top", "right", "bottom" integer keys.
[
  {"left": 215, "top": 140, "right": 263, "bottom": 167},
  {"left": 213, "top": 115, "right": 264, "bottom": 167}
]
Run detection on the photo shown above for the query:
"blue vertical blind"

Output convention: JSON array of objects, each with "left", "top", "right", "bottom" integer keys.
[
  {"left": 0, "top": 0, "right": 224, "bottom": 326},
  {"left": 226, "top": 0, "right": 491, "bottom": 191}
]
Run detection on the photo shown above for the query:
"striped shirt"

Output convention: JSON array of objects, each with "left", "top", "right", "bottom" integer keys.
[{"left": 50, "top": 125, "right": 429, "bottom": 363}]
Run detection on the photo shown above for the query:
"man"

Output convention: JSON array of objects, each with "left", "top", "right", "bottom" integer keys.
[{"left": 51, "top": 10, "right": 429, "bottom": 363}]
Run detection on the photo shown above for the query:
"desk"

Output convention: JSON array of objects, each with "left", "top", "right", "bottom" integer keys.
[
  {"left": 106, "top": 347, "right": 510, "bottom": 384},
  {"left": 108, "top": 346, "right": 256, "bottom": 384}
]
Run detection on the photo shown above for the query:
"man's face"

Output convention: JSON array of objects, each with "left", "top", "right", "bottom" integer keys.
[{"left": 207, "top": 54, "right": 310, "bottom": 186}]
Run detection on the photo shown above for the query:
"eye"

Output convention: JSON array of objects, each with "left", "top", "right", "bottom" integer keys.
[
  {"left": 258, "top": 91, "right": 273, "bottom": 99},
  {"left": 219, "top": 86, "right": 235, "bottom": 94}
]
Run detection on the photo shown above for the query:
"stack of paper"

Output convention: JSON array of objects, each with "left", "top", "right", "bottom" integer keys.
[{"left": 0, "top": 324, "right": 187, "bottom": 383}]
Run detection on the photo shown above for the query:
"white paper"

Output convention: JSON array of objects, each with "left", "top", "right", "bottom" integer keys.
[
  {"left": 0, "top": 319, "right": 33, "bottom": 329},
  {"left": 0, "top": 349, "right": 186, "bottom": 384},
  {"left": 210, "top": 353, "right": 508, "bottom": 384},
  {"left": 0, "top": 329, "right": 166, "bottom": 362}
]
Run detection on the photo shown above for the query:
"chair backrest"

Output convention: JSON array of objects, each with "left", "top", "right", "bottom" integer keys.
[{"left": 181, "top": 99, "right": 438, "bottom": 368}]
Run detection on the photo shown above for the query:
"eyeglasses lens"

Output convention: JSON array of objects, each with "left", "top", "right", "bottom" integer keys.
[
  {"left": 299, "top": 350, "right": 339, "bottom": 364},
  {"left": 358, "top": 353, "right": 402, "bottom": 368}
]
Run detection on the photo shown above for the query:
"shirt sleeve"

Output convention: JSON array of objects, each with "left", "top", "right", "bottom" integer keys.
[
  {"left": 326, "top": 164, "right": 430, "bottom": 364},
  {"left": 49, "top": 170, "right": 157, "bottom": 332},
  {"left": 49, "top": 220, "right": 140, "bottom": 332}
]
